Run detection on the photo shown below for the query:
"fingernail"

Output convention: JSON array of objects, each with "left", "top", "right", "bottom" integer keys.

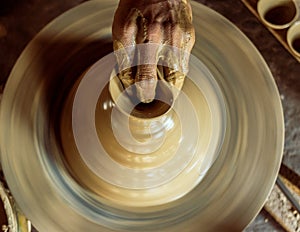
[{"left": 136, "top": 79, "right": 157, "bottom": 103}]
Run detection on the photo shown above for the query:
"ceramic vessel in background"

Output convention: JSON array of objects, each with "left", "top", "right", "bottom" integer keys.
[
  {"left": 287, "top": 21, "right": 300, "bottom": 56},
  {"left": 257, "top": 0, "right": 299, "bottom": 29}
]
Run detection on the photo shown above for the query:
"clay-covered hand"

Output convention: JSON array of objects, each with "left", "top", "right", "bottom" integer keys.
[{"left": 112, "top": 0, "right": 195, "bottom": 103}]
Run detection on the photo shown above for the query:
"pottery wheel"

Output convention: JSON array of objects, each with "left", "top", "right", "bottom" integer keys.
[{"left": 0, "top": 0, "right": 284, "bottom": 231}]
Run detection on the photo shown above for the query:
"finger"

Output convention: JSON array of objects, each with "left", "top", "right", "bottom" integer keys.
[
  {"left": 160, "top": 24, "right": 194, "bottom": 95},
  {"left": 163, "top": 68, "right": 185, "bottom": 99},
  {"left": 182, "top": 25, "right": 195, "bottom": 53},
  {"left": 160, "top": 45, "right": 192, "bottom": 96},
  {"left": 160, "top": 31, "right": 185, "bottom": 94},
  {"left": 135, "top": 50, "right": 158, "bottom": 103},
  {"left": 135, "top": 23, "right": 162, "bottom": 103},
  {"left": 112, "top": 8, "right": 140, "bottom": 90},
  {"left": 113, "top": 40, "right": 132, "bottom": 71},
  {"left": 112, "top": 7, "right": 139, "bottom": 46},
  {"left": 174, "top": 1, "right": 195, "bottom": 53}
]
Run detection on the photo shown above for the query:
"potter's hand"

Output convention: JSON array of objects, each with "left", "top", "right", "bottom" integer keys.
[{"left": 112, "top": 0, "right": 195, "bottom": 103}]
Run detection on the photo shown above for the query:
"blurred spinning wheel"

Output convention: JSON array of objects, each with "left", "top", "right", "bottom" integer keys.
[{"left": 0, "top": 0, "right": 284, "bottom": 231}]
